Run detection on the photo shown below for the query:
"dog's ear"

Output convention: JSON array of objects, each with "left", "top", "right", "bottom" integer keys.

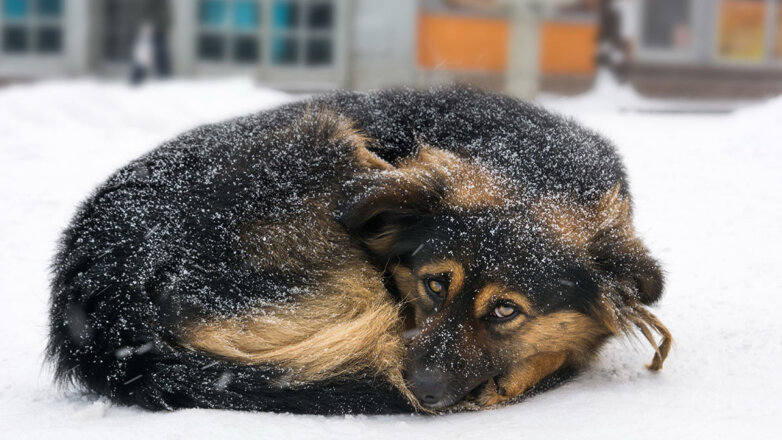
[
  {"left": 341, "top": 168, "right": 446, "bottom": 260},
  {"left": 342, "top": 145, "right": 513, "bottom": 260},
  {"left": 291, "top": 105, "right": 394, "bottom": 172},
  {"left": 584, "top": 185, "right": 664, "bottom": 305},
  {"left": 585, "top": 185, "right": 672, "bottom": 370},
  {"left": 588, "top": 228, "right": 664, "bottom": 306}
]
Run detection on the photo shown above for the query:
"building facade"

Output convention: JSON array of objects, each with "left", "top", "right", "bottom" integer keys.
[
  {"left": 0, "top": 0, "right": 419, "bottom": 90},
  {"left": 629, "top": 0, "right": 782, "bottom": 97},
  {"left": 1, "top": 0, "right": 781, "bottom": 97}
]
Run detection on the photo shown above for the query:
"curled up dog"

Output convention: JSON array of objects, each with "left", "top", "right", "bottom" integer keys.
[{"left": 47, "top": 87, "right": 671, "bottom": 414}]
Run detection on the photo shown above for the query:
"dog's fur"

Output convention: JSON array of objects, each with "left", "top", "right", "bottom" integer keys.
[{"left": 47, "top": 87, "right": 671, "bottom": 414}]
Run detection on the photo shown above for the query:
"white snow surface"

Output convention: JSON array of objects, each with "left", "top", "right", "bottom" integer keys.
[{"left": 1, "top": 78, "right": 780, "bottom": 439}]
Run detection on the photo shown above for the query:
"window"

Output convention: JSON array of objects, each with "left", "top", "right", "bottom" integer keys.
[
  {"left": 197, "top": 0, "right": 336, "bottom": 67},
  {"left": 198, "top": 0, "right": 261, "bottom": 63},
  {"left": 641, "top": 0, "right": 693, "bottom": 51},
  {"left": 271, "top": 0, "right": 334, "bottom": 66},
  {"left": 101, "top": 0, "right": 139, "bottom": 62},
  {"left": 717, "top": 0, "right": 767, "bottom": 61},
  {"left": 1, "top": 0, "right": 63, "bottom": 54}
]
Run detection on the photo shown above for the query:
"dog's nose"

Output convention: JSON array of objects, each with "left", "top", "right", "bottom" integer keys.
[{"left": 408, "top": 370, "right": 449, "bottom": 406}]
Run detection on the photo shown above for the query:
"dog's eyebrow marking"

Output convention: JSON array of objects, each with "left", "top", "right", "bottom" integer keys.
[
  {"left": 416, "top": 259, "right": 465, "bottom": 305},
  {"left": 473, "top": 284, "right": 535, "bottom": 319}
]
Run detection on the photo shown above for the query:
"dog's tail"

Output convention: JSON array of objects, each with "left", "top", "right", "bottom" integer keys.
[{"left": 46, "top": 248, "right": 414, "bottom": 415}]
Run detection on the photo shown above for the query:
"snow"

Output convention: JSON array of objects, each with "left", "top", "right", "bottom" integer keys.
[{"left": 1, "top": 77, "right": 780, "bottom": 438}]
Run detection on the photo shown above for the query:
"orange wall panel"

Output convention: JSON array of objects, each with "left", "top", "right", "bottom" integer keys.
[
  {"left": 417, "top": 14, "right": 597, "bottom": 75},
  {"left": 417, "top": 14, "right": 509, "bottom": 72},
  {"left": 540, "top": 21, "right": 597, "bottom": 74},
  {"left": 718, "top": 0, "right": 766, "bottom": 61}
]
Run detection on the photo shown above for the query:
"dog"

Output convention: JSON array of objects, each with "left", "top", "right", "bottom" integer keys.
[{"left": 47, "top": 86, "right": 671, "bottom": 414}]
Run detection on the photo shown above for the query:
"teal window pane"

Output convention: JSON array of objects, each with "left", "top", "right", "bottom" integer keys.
[
  {"left": 200, "top": 0, "right": 226, "bottom": 26},
  {"left": 272, "top": 36, "right": 297, "bottom": 64},
  {"left": 272, "top": 1, "right": 298, "bottom": 30},
  {"left": 3, "top": 0, "right": 28, "bottom": 18},
  {"left": 38, "top": 0, "right": 61, "bottom": 17},
  {"left": 233, "top": 1, "right": 258, "bottom": 30}
]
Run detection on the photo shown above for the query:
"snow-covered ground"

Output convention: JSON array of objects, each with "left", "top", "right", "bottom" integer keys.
[{"left": 1, "top": 78, "right": 780, "bottom": 439}]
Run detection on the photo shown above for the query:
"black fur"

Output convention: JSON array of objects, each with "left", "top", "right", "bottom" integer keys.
[{"left": 48, "top": 86, "right": 634, "bottom": 413}]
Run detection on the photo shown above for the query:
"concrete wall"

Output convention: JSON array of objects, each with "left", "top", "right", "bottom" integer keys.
[
  {"left": 348, "top": 0, "right": 417, "bottom": 90},
  {"left": 170, "top": 0, "right": 197, "bottom": 76}
]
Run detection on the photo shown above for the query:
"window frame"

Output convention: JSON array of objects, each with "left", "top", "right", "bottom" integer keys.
[
  {"left": 197, "top": 0, "right": 263, "bottom": 65},
  {"left": 0, "top": 0, "right": 65, "bottom": 57},
  {"left": 194, "top": 0, "right": 347, "bottom": 87},
  {"left": 634, "top": 0, "right": 703, "bottom": 64}
]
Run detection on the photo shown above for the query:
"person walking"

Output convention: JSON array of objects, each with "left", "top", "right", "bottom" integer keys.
[{"left": 130, "top": 0, "right": 172, "bottom": 84}]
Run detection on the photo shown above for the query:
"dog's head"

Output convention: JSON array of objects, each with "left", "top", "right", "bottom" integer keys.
[{"left": 343, "top": 146, "right": 671, "bottom": 410}]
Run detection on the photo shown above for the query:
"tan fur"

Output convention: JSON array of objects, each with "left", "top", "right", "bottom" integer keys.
[
  {"left": 363, "top": 225, "right": 400, "bottom": 257},
  {"left": 407, "top": 146, "right": 512, "bottom": 209},
  {"left": 478, "top": 352, "right": 568, "bottom": 406},
  {"left": 240, "top": 108, "right": 393, "bottom": 271},
  {"left": 369, "top": 145, "right": 515, "bottom": 212},
  {"left": 416, "top": 259, "right": 466, "bottom": 306},
  {"left": 179, "top": 264, "right": 418, "bottom": 407},
  {"left": 391, "top": 265, "right": 417, "bottom": 303},
  {"left": 531, "top": 183, "right": 634, "bottom": 249},
  {"left": 354, "top": 142, "right": 394, "bottom": 171},
  {"left": 532, "top": 184, "right": 673, "bottom": 371},
  {"left": 474, "top": 310, "right": 611, "bottom": 406},
  {"left": 295, "top": 105, "right": 393, "bottom": 171},
  {"left": 472, "top": 284, "right": 535, "bottom": 319},
  {"left": 389, "top": 265, "right": 421, "bottom": 331},
  {"left": 391, "top": 260, "right": 466, "bottom": 325},
  {"left": 239, "top": 199, "right": 348, "bottom": 273},
  {"left": 516, "top": 311, "right": 613, "bottom": 360},
  {"left": 591, "top": 298, "right": 673, "bottom": 371},
  {"left": 330, "top": 116, "right": 393, "bottom": 171}
]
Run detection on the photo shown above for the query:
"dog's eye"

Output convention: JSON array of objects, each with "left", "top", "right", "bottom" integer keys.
[
  {"left": 424, "top": 278, "right": 448, "bottom": 300},
  {"left": 489, "top": 304, "right": 518, "bottom": 321}
]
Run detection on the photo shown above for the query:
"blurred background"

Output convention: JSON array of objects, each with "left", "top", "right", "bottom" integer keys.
[
  {"left": 2, "top": 3, "right": 782, "bottom": 436},
  {"left": 1, "top": 0, "right": 781, "bottom": 100}
]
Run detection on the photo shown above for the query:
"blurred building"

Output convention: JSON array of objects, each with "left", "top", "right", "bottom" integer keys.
[
  {"left": 625, "top": 0, "right": 782, "bottom": 98},
  {"left": 0, "top": 0, "right": 781, "bottom": 98}
]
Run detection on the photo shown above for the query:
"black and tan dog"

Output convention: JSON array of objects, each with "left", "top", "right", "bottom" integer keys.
[{"left": 48, "top": 87, "right": 671, "bottom": 414}]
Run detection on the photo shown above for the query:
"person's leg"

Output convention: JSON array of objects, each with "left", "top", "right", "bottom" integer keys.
[
  {"left": 153, "top": 28, "right": 172, "bottom": 78},
  {"left": 130, "top": 63, "right": 146, "bottom": 85}
]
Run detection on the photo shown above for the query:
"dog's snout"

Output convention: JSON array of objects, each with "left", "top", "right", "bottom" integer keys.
[{"left": 407, "top": 370, "right": 449, "bottom": 406}]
